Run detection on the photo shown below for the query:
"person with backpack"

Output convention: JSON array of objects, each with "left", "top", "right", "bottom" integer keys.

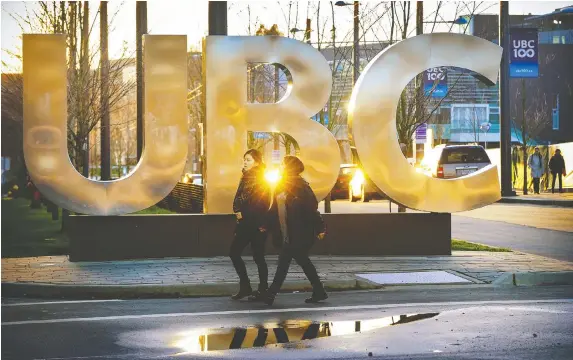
[
  {"left": 527, "top": 147, "right": 544, "bottom": 194},
  {"left": 263, "top": 156, "right": 328, "bottom": 306},
  {"left": 549, "top": 149, "right": 566, "bottom": 194}
]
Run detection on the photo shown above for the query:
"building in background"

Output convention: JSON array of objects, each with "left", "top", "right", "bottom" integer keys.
[{"left": 428, "top": 7, "right": 573, "bottom": 147}]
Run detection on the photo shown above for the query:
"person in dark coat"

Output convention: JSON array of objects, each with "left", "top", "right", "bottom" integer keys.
[
  {"left": 230, "top": 149, "right": 271, "bottom": 300},
  {"left": 549, "top": 149, "right": 566, "bottom": 193},
  {"left": 264, "top": 156, "right": 327, "bottom": 306}
]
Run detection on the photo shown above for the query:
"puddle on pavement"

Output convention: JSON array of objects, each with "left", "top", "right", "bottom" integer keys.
[{"left": 171, "top": 313, "right": 439, "bottom": 353}]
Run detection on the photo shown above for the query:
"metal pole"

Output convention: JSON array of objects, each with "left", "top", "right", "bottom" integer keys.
[
  {"left": 205, "top": 1, "right": 227, "bottom": 183},
  {"left": 136, "top": 1, "right": 147, "bottom": 161},
  {"left": 352, "top": 1, "right": 360, "bottom": 83},
  {"left": 415, "top": 1, "right": 423, "bottom": 161},
  {"left": 100, "top": 1, "right": 111, "bottom": 180},
  {"left": 208, "top": 1, "right": 227, "bottom": 35},
  {"left": 499, "top": 1, "right": 515, "bottom": 196}
]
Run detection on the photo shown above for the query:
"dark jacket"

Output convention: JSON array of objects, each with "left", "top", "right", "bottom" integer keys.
[
  {"left": 268, "top": 175, "right": 326, "bottom": 251},
  {"left": 233, "top": 165, "right": 270, "bottom": 229},
  {"left": 549, "top": 154, "right": 566, "bottom": 174}
]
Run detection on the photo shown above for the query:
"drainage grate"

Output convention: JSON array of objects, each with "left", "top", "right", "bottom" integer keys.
[{"left": 356, "top": 271, "right": 473, "bottom": 285}]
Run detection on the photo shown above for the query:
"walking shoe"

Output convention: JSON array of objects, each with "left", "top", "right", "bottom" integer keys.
[
  {"left": 305, "top": 292, "right": 328, "bottom": 303},
  {"left": 263, "top": 292, "right": 276, "bottom": 306},
  {"left": 231, "top": 287, "right": 253, "bottom": 300},
  {"left": 248, "top": 289, "right": 267, "bottom": 302}
]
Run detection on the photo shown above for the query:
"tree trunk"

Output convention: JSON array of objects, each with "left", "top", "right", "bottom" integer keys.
[
  {"left": 522, "top": 146, "right": 528, "bottom": 195},
  {"left": 80, "top": 2, "right": 90, "bottom": 177},
  {"left": 100, "top": 1, "right": 111, "bottom": 180},
  {"left": 521, "top": 79, "right": 527, "bottom": 195}
]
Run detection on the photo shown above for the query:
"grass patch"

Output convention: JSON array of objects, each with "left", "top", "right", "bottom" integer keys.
[
  {"left": 1, "top": 197, "right": 69, "bottom": 258},
  {"left": 1, "top": 199, "right": 175, "bottom": 258},
  {"left": 452, "top": 239, "right": 511, "bottom": 252}
]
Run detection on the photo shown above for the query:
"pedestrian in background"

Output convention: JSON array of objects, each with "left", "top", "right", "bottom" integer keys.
[
  {"left": 264, "top": 156, "right": 327, "bottom": 306},
  {"left": 229, "top": 149, "right": 271, "bottom": 301},
  {"left": 549, "top": 149, "right": 566, "bottom": 194},
  {"left": 527, "top": 147, "right": 544, "bottom": 194}
]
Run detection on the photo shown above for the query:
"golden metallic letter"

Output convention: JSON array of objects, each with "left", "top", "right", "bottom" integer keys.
[
  {"left": 23, "top": 34, "right": 188, "bottom": 215},
  {"left": 204, "top": 36, "right": 340, "bottom": 214},
  {"left": 348, "top": 33, "right": 502, "bottom": 213}
]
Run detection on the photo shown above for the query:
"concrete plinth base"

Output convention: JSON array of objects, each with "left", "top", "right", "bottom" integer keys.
[{"left": 67, "top": 213, "right": 451, "bottom": 262}]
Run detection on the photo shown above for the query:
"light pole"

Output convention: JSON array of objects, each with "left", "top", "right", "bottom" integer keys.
[
  {"left": 480, "top": 122, "right": 491, "bottom": 149},
  {"left": 331, "top": 2, "right": 359, "bottom": 213},
  {"left": 499, "top": 1, "right": 515, "bottom": 196},
  {"left": 422, "top": 16, "right": 469, "bottom": 25},
  {"left": 335, "top": 1, "right": 359, "bottom": 83}
]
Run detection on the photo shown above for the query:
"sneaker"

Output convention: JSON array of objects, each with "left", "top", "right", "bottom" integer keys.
[
  {"left": 305, "top": 292, "right": 328, "bottom": 303},
  {"left": 231, "top": 287, "right": 252, "bottom": 300}
]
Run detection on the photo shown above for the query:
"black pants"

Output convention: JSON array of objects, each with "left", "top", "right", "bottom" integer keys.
[
  {"left": 229, "top": 224, "right": 268, "bottom": 291},
  {"left": 532, "top": 177, "right": 540, "bottom": 194},
  {"left": 552, "top": 172, "right": 563, "bottom": 192},
  {"left": 268, "top": 245, "right": 324, "bottom": 295}
]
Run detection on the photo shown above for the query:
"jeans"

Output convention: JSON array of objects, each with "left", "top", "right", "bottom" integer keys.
[
  {"left": 229, "top": 224, "right": 268, "bottom": 291},
  {"left": 552, "top": 172, "right": 563, "bottom": 192},
  {"left": 532, "top": 177, "right": 540, "bottom": 194},
  {"left": 268, "top": 245, "right": 324, "bottom": 295}
]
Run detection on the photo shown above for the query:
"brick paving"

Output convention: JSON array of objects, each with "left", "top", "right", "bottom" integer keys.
[{"left": 3, "top": 251, "right": 573, "bottom": 288}]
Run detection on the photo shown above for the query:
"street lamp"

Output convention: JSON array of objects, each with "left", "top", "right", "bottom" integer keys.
[
  {"left": 423, "top": 16, "right": 469, "bottom": 25},
  {"left": 335, "top": 1, "right": 360, "bottom": 84},
  {"left": 479, "top": 122, "right": 491, "bottom": 149}
]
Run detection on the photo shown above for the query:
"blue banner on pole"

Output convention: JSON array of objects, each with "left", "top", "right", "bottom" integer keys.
[
  {"left": 423, "top": 67, "right": 448, "bottom": 98},
  {"left": 509, "top": 28, "right": 539, "bottom": 78}
]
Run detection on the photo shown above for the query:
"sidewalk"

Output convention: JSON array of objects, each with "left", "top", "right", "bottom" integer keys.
[
  {"left": 498, "top": 190, "right": 573, "bottom": 207},
  {"left": 3, "top": 252, "right": 573, "bottom": 299}
]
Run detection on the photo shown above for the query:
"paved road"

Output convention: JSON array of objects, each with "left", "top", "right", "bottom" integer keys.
[
  {"left": 2, "top": 286, "right": 573, "bottom": 359},
  {"left": 322, "top": 201, "right": 573, "bottom": 262}
]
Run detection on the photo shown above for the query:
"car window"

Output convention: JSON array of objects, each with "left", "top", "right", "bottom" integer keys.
[{"left": 440, "top": 147, "right": 490, "bottom": 164}]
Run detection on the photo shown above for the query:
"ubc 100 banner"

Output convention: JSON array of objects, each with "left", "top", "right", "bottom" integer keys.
[
  {"left": 509, "top": 28, "right": 539, "bottom": 78},
  {"left": 423, "top": 67, "right": 448, "bottom": 98}
]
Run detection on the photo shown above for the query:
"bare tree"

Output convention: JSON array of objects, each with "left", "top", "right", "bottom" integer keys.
[
  {"left": 512, "top": 79, "right": 551, "bottom": 194},
  {"left": 1, "top": 2, "right": 135, "bottom": 176}
]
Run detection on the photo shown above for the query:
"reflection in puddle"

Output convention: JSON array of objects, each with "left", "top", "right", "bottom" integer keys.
[{"left": 172, "top": 313, "right": 439, "bottom": 353}]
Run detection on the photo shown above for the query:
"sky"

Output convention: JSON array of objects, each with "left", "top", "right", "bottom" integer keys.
[{"left": 2, "top": 0, "right": 572, "bottom": 72}]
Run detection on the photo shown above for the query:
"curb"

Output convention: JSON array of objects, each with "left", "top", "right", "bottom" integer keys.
[
  {"left": 497, "top": 197, "right": 573, "bottom": 207},
  {"left": 492, "top": 271, "right": 573, "bottom": 287},
  {"left": 1, "top": 279, "right": 371, "bottom": 299}
]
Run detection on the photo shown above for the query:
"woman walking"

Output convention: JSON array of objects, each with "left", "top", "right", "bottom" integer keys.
[
  {"left": 527, "top": 147, "right": 544, "bottom": 194},
  {"left": 263, "top": 156, "right": 328, "bottom": 306},
  {"left": 230, "top": 149, "right": 270, "bottom": 300}
]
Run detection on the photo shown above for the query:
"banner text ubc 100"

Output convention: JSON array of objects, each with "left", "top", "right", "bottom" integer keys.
[{"left": 23, "top": 33, "right": 503, "bottom": 216}]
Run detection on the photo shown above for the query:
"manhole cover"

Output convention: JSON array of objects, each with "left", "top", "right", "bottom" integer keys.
[{"left": 356, "top": 271, "right": 472, "bottom": 285}]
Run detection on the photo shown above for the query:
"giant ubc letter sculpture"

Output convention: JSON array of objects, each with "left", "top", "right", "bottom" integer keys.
[
  {"left": 349, "top": 33, "right": 502, "bottom": 212},
  {"left": 203, "top": 36, "right": 340, "bottom": 213},
  {"left": 23, "top": 34, "right": 188, "bottom": 215},
  {"left": 23, "top": 33, "right": 502, "bottom": 216}
]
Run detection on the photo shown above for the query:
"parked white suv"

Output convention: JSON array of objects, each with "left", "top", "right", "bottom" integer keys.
[{"left": 433, "top": 145, "right": 491, "bottom": 179}]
